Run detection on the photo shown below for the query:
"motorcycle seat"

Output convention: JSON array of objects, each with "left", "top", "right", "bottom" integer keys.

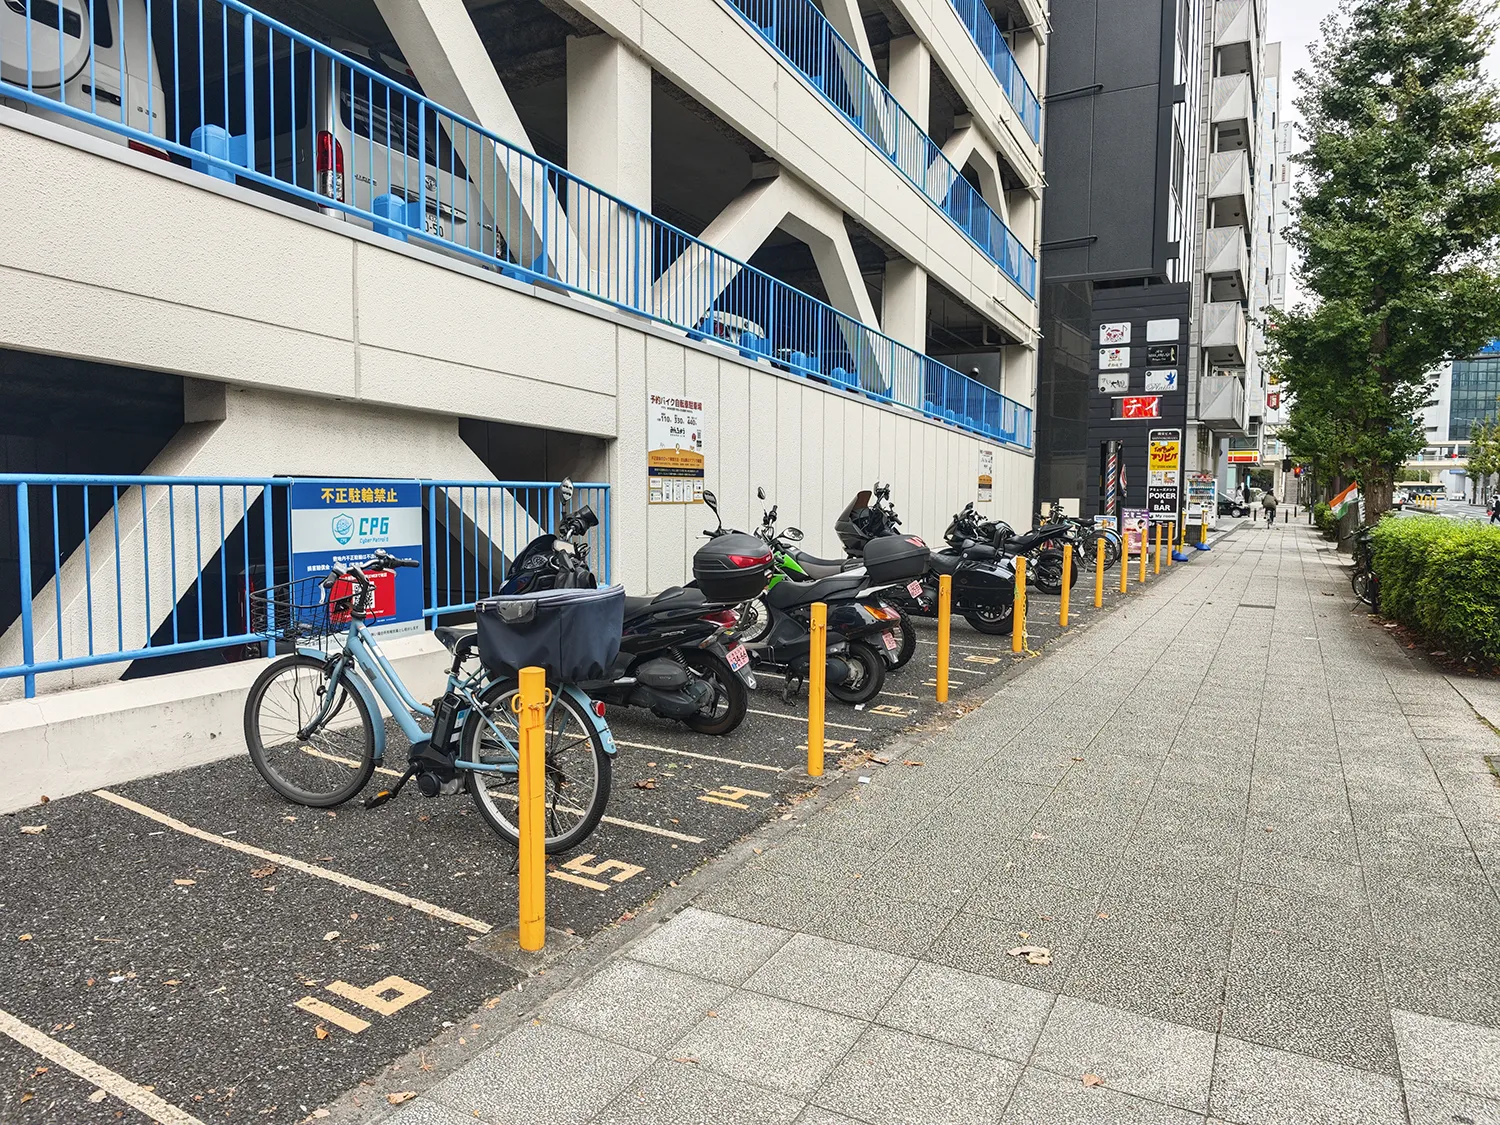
[
  {"left": 624, "top": 587, "right": 706, "bottom": 620},
  {"left": 766, "top": 571, "right": 864, "bottom": 610},
  {"left": 434, "top": 625, "right": 479, "bottom": 658},
  {"left": 794, "top": 552, "right": 858, "bottom": 579},
  {"left": 930, "top": 552, "right": 961, "bottom": 576}
]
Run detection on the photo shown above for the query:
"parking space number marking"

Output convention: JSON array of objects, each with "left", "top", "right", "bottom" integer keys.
[
  {"left": 549, "top": 854, "right": 646, "bottom": 892},
  {"left": 698, "top": 786, "right": 771, "bottom": 810},
  {"left": 295, "top": 974, "right": 430, "bottom": 1035}
]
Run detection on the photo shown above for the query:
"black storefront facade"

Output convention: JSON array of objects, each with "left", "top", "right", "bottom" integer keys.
[{"left": 1033, "top": 0, "right": 1204, "bottom": 518}]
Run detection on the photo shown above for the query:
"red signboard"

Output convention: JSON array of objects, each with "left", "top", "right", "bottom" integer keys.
[
  {"left": 1266, "top": 391, "right": 1281, "bottom": 409},
  {"left": 1118, "top": 395, "right": 1161, "bottom": 420}
]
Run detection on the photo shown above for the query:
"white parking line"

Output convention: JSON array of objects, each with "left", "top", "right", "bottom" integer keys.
[
  {"left": 93, "top": 790, "right": 494, "bottom": 934},
  {"left": 297, "top": 748, "right": 705, "bottom": 843},
  {"left": 915, "top": 639, "right": 1005, "bottom": 652},
  {"left": 0, "top": 1006, "right": 207, "bottom": 1125},
  {"left": 751, "top": 670, "right": 922, "bottom": 701},
  {"left": 746, "top": 708, "right": 872, "bottom": 732},
  {"left": 611, "top": 739, "right": 783, "bottom": 774}
]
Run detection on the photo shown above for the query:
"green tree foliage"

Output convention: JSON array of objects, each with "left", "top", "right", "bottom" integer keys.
[
  {"left": 1266, "top": 0, "right": 1500, "bottom": 519},
  {"left": 1468, "top": 417, "right": 1500, "bottom": 501}
]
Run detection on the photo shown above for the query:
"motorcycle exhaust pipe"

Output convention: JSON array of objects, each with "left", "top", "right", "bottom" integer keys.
[{"left": 825, "top": 654, "right": 853, "bottom": 684}]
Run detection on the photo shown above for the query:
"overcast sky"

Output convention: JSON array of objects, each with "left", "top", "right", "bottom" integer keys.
[{"left": 1266, "top": 0, "right": 1500, "bottom": 305}]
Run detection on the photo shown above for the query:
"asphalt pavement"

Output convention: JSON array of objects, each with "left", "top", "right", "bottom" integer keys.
[{"left": 0, "top": 539, "right": 1217, "bottom": 1124}]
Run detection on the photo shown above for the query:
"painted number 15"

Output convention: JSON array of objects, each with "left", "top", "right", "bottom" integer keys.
[{"left": 359, "top": 517, "right": 390, "bottom": 535}]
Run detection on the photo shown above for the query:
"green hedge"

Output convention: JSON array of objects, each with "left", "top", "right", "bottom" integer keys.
[
  {"left": 1313, "top": 502, "right": 1335, "bottom": 538},
  {"left": 1370, "top": 516, "right": 1500, "bottom": 663}
]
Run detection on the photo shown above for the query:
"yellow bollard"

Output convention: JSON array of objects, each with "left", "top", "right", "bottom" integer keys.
[
  {"left": 516, "top": 666, "right": 547, "bottom": 952},
  {"left": 1119, "top": 532, "right": 1129, "bottom": 593},
  {"left": 1200, "top": 514, "right": 1209, "bottom": 546},
  {"left": 1059, "top": 545, "right": 1072, "bottom": 628},
  {"left": 936, "top": 574, "right": 952, "bottom": 702},
  {"left": 1012, "top": 557, "right": 1027, "bottom": 654},
  {"left": 1094, "top": 537, "right": 1105, "bottom": 608},
  {"left": 1138, "top": 525, "right": 1148, "bottom": 584},
  {"left": 808, "top": 602, "right": 826, "bottom": 777},
  {"left": 1155, "top": 522, "right": 1164, "bottom": 575},
  {"left": 1166, "top": 521, "right": 1175, "bottom": 566}
]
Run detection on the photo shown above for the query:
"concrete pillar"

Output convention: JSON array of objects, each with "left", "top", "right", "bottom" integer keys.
[
  {"left": 566, "top": 36, "right": 652, "bottom": 209},
  {"left": 888, "top": 36, "right": 931, "bottom": 127},
  {"left": 882, "top": 259, "right": 927, "bottom": 352},
  {"left": 1007, "top": 186, "right": 1039, "bottom": 245},
  {"left": 943, "top": 121, "right": 1007, "bottom": 218},
  {"left": 566, "top": 36, "right": 652, "bottom": 299}
]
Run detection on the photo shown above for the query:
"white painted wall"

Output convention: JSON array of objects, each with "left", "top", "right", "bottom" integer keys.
[{"left": 609, "top": 335, "right": 1032, "bottom": 595}]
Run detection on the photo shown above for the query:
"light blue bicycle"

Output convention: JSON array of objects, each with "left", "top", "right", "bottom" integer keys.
[{"left": 243, "top": 551, "right": 617, "bottom": 852}]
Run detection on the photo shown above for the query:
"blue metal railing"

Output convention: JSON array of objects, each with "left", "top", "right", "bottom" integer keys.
[
  {"left": 722, "top": 0, "right": 1038, "bottom": 299},
  {"left": 0, "top": 475, "right": 609, "bottom": 697},
  {"left": 0, "top": 0, "right": 1033, "bottom": 448},
  {"left": 947, "top": 0, "right": 1042, "bottom": 142}
]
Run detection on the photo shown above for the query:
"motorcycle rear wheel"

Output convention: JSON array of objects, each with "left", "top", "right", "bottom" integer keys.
[
  {"left": 680, "top": 650, "right": 748, "bottom": 736},
  {"left": 827, "top": 640, "right": 886, "bottom": 705}
]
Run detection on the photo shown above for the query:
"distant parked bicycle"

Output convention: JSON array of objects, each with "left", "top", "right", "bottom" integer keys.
[
  {"left": 243, "top": 550, "right": 619, "bottom": 852},
  {"left": 1043, "top": 501, "right": 1121, "bottom": 568},
  {"left": 1346, "top": 525, "right": 1379, "bottom": 609}
]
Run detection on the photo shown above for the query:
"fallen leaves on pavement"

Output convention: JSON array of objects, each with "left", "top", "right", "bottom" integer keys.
[
  {"left": 1081, "top": 1074, "right": 1105, "bottom": 1088},
  {"left": 1007, "top": 945, "right": 1052, "bottom": 966}
]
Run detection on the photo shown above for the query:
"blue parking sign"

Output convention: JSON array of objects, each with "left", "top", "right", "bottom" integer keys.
[{"left": 289, "top": 480, "right": 425, "bottom": 638}]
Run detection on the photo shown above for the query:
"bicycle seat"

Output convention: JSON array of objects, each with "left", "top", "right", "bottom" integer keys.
[{"left": 434, "top": 625, "right": 479, "bottom": 659}]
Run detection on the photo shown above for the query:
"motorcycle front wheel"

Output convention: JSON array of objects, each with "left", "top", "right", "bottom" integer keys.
[
  {"left": 827, "top": 640, "right": 886, "bottom": 705},
  {"left": 964, "top": 604, "right": 1013, "bottom": 635}
]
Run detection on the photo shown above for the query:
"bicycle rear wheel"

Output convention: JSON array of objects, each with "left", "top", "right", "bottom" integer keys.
[
  {"left": 459, "top": 678, "right": 611, "bottom": 853},
  {"left": 244, "top": 654, "right": 375, "bottom": 807}
]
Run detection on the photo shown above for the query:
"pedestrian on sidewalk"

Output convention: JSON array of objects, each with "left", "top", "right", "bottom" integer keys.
[
  {"left": 1490, "top": 494, "right": 1499, "bottom": 523},
  {"left": 1262, "top": 490, "right": 1279, "bottom": 526}
]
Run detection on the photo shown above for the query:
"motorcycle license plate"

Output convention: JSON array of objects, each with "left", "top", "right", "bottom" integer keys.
[
  {"left": 725, "top": 643, "right": 750, "bottom": 671},
  {"left": 906, "top": 581, "right": 922, "bottom": 597},
  {"left": 880, "top": 630, "right": 898, "bottom": 652}
]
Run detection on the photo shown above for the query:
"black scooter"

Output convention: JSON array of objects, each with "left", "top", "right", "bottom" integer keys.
[
  {"left": 479, "top": 481, "right": 760, "bottom": 735},
  {"left": 812, "top": 485, "right": 1020, "bottom": 636}
]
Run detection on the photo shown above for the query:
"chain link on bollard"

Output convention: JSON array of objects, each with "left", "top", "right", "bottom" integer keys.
[
  {"left": 1094, "top": 537, "right": 1105, "bottom": 608},
  {"left": 513, "top": 667, "right": 549, "bottom": 952},
  {"left": 1012, "top": 557, "right": 1027, "bottom": 654},
  {"left": 1059, "top": 545, "right": 1072, "bottom": 628},
  {"left": 808, "top": 602, "right": 826, "bottom": 777},
  {"left": 936, "top": 575, "right": 952, "bottom": 702}
]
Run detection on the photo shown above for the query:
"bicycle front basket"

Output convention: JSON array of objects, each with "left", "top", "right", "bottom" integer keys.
[{"left": 475, "top": 585, "right": 624, "bottom": 682}]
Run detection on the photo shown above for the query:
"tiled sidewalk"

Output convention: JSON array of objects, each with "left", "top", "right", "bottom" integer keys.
[{"left": 388, "top": 524, "right": 1500, "bottom": 1125}]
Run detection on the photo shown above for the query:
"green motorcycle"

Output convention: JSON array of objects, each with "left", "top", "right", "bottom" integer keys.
[{"left": 740, "top": 489, "right": 917, "bottom": 670}]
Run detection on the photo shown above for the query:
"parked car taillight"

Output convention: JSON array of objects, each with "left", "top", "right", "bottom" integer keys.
[{"left": 316, "top": 131, "right": 345, "bottom": 201}]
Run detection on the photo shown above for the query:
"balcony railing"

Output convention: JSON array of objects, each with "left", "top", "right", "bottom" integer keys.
[
  {"left": 724, "top": 0, "right": 1037, "bottom": 300},
  {"left": 946, "top": 0, "right": 1042, "bottom": 143},
  {"left": 0, "top": 0, "right": 1032, "bottom": 450}
]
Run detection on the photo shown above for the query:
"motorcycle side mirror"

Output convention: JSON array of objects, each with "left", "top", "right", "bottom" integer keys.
[
  {"left": 757, "top": 486, "right": 765, "bottom": 500},
  {"left": 560, "top": 478, "right": 574, "bottom": 502},
  {"left": 702, "top": 490, "right": 718, "bottom": 512},
  {"left": 783, "top": 527, "right": 804, "bottom": 541}
]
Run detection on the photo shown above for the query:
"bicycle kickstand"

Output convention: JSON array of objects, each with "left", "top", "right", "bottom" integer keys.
[{"left": 364, "top": 766, "right": 418, "bottom": 809}]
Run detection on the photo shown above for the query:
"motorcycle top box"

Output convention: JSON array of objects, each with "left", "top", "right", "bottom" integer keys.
[
  {"left": 693, "top": 533, "right": 773, "bottom": 602},
  {"left": 862, "top": 535, "right": 930, "bottom": 583}
]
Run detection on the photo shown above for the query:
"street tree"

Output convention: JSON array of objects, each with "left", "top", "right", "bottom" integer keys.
[
  {"left": 1266, "top": 0, "right": 1500, "bottom": 519},
  {"left": 1469, "top": 418, "right": 1500, "bottom": 502}
]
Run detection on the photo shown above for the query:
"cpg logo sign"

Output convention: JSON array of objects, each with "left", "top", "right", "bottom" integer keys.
[{"left": 289, "top": 481, "right": 425, "bottom": 638}]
